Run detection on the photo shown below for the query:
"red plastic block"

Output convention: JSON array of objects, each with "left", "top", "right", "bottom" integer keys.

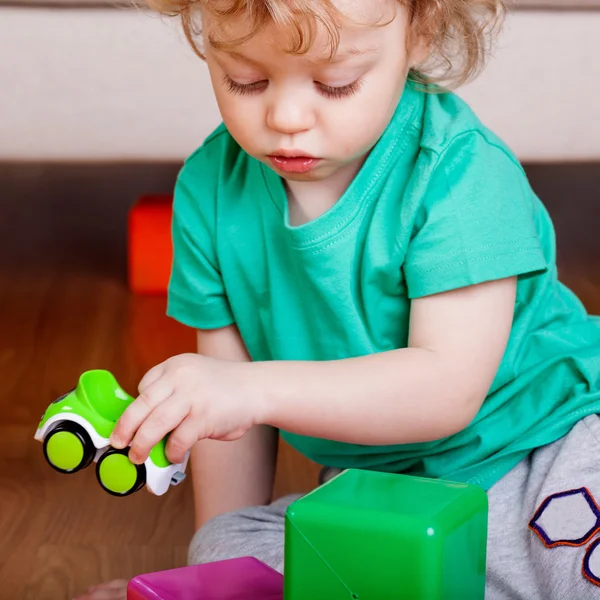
[
  {"left": 127, "top": 557, "right": 284, "bottom": 600},
  {"left": 128, "top": 194, "right": 173, "bottom": 295}
]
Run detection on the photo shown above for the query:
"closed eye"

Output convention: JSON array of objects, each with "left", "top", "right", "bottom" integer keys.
[
  {"left": 223, "top": 75, "right": 364, "bottom": 100},
  {"left": 317, "top": 79, "right": 363, "bottom": 99},
  {"left": 224, "top": 76, "right": 268, "bottom": 96}
]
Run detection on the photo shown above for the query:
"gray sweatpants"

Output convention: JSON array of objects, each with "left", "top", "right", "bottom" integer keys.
[{"left": 188, "top": 415, "right": 600, "bottom": 598}]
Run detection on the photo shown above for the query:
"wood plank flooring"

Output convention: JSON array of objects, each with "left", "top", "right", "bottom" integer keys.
[{"left": 0, "top": 162, "right": 598, "bottom": 599}]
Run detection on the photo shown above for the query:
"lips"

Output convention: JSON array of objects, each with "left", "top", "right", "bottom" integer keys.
[{"left": 267, "top": 153, "right": 320, "bottom": 174}]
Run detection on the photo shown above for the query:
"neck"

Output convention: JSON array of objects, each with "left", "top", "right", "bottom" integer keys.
[{"left": 285, "top": 155, "right": 367, "bottom": 227}]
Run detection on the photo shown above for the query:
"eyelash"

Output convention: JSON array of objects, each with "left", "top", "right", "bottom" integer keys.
[
  {"left": 224, "top": 77, "right": 267, "bottom": 96},
  {"left": 319, "top": 80, "right": 363, "bottom": 99},
  {"left": 223, "top": 76, "right": 363, "bottom": 99}
]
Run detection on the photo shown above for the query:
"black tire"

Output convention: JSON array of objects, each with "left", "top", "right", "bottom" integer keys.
[
  {"left": 95, "top": 448, "right": 146, "bottom": 497},
  {"left": 42, "top": 421, "right": 96, "bottom": 474}
]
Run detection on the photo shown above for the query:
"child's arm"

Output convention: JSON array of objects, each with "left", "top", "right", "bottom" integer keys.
[
  {"left": 257, "top": 277, "right": 517, "bottom": 445},
  {"left": 190, "top": 326, "right": 278, "bottom": 529},
  {"left": 112, "top": 277, "right": 516, "bottom": 461}
]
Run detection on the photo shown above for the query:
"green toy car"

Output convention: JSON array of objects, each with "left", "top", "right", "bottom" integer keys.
[{"left": 34, "top": 370, "right": 188, "bottom": 497}]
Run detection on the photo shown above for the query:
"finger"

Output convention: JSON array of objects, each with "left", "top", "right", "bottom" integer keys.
[
  {"left": 110, "top": 378, "right": 174, "bottom": 449},
  {"left": 138, "top": 362, "right": 165, "bottom": 394},
  {"left": 128, "top": 395, "right": 190, "bottom": 464},
  {"left": 165, "top": 415, "right": 201, "bottom": 464},
  {"left": 90, "top": 580, "right": 129, "bottom": 591},
  {"left": 84, "top": 589, "right": 126, "bottom": 600},
  {"left": 74, "top": 579, "right": 129, "bottom": 599}
]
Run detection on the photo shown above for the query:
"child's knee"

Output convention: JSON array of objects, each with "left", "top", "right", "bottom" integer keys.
[
  {"left": 187, "top": 499, "right": 297, "bottom": 569},
  {"left": 188, "top": 512, "right": 235, "bottom": 565}
]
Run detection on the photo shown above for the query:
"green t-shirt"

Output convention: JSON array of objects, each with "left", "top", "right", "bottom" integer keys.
[{"left": 167, "top": 82, "right": 600, "bottom": 491}]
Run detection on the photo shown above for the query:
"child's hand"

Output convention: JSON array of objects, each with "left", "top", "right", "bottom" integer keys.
[{"left": 109, "top": 354, "right": 260, "bottom": 465}]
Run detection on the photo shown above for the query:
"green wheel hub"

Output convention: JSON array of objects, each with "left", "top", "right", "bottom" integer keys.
[
  {"left": 46, "top": 431, "right": 84, "bottom": 471},
  {"left": 98, "top": 453, "right": 138, "bottom": 494},
  {"left": 96, "top": 448, "right": 146, "bottom": 496}
]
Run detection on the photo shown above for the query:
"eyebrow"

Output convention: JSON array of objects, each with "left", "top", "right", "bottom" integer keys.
[
  {"left": 219, "top": 45, "right": 378, "bottom": 67},
  {"left": 313, "top": 46, "right": 379, "bottom": 65},
  {"left": 221, "top": 50, "right": 264, "bottom": 68}
]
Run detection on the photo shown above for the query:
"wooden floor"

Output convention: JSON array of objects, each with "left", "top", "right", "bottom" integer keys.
[{"left": 0, "top": 162, "right": 598, "bottom": 599}]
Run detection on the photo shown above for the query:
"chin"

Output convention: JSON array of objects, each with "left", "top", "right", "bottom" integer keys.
[
  {"left": 279, "top": 170, "right": 329, "bottom": 182},
  {"left": 273, "top": 160, "right": 344, "bottom": 183}
]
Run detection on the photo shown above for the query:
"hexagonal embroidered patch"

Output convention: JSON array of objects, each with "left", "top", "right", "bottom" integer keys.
[{"left": 529, "top": 487, "right": 600, "bottom": 548}]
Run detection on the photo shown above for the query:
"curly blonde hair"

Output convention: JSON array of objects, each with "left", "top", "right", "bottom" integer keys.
[{"left": 147, "top": 0, "right": 506, "bottom": 89}]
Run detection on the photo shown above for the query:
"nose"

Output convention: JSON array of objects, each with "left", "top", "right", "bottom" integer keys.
[{"left": 266, "top": 89, "right": 315, "bottom": 135}]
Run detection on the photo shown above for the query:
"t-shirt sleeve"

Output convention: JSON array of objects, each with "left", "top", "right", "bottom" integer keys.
[
  {"left": 403, "top": 132, "right": 548, "bottom": 299},
  {"left": 166, "top": 150, "right": 235, "bottom": 330}
]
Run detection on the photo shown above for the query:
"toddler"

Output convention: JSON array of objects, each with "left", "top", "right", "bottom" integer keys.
[{"left": 79, "top": 0, "right": 600, "bottom": 598}]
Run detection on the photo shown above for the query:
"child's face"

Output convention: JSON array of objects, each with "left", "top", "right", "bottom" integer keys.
[{"left": 203, "top": 0, "right": 426, "bottom": 183}]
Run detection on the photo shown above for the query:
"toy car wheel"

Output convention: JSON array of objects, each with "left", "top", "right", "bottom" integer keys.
[
  {"left": 43, "top": 421, "right": 96, "bottom": 474},
  {"left": 96, "top": 448, "right": 146, "bottom": 497}
]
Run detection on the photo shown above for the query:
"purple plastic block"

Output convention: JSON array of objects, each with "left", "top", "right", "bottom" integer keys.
[{"left": 127, "top": 557, "right": 283, "bottom": 600}]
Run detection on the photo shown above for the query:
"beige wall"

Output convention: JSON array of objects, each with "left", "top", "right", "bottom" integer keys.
[{"left": 1, "top": 7, "right": 599, "bottom": 162}]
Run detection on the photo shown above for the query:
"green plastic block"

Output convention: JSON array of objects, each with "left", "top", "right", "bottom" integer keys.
[{"left": 284, "top": 469, "right": 488, "bottom": 600}]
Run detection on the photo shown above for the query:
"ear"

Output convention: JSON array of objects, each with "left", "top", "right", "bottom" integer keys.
[{"left": 408, "top": 31, "right": 431, "bottom": 67}]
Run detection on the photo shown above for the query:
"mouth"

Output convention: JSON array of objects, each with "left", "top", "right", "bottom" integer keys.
[{"left": 267, "top": 151, "right": 321, "bottom": 174}]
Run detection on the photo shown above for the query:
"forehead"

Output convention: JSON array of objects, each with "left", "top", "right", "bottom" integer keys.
[
  {"left": 333, "top": 0, "right": 397, "bottom": 23},
  {"left": 202, "top": 0, "right": 399, "bottom": 62}
]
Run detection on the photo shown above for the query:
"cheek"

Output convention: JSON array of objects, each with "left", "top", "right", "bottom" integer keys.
[
  {"left": 326, "top": 95, "right": 397, "bottom": 158},
  {"left": 336, "top": 119, "right": 371, "bottom": 156},
  {"left": 215, "top": 94, "right": 260, "bottom": 150},
  {"left": 337, "top": 71, "right": 407, "bottom": 154}
]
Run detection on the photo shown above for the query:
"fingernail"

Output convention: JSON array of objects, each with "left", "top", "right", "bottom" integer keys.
[
  {"left": 110, "top": 435, "right": 122, "bottom": 448},
  {"left": 129, "top": 453, "right": 142, "bottom": 465}
]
